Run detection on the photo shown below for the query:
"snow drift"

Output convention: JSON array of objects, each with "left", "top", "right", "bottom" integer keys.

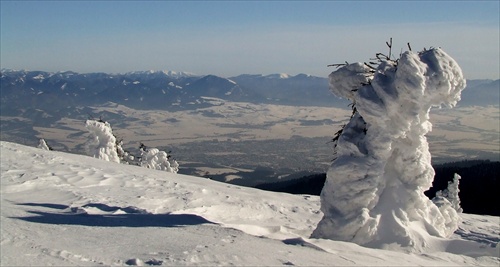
[
  {"left": 312, "top": 48, "right": 467, "bottom": 252},
  {"left": 1, "top": 141, "right": 498, "bottom": 266}
]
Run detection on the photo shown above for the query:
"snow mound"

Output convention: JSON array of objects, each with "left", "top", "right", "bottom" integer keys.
[{"left": 312, "top": 48, "right": 467, "bottom": 253}]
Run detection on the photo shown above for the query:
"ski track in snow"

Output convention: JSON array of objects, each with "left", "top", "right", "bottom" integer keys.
[{"left": 1, "top": 141, "right": 499, "bottom": 266}]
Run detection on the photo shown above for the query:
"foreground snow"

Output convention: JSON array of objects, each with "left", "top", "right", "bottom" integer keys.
[{"left": 1, "top": 141, "right": 498, "bottom": 266}]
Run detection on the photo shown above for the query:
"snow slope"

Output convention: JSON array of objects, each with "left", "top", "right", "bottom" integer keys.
[{"left": 1, "top": 141, "right": 498, "bottom": 266}]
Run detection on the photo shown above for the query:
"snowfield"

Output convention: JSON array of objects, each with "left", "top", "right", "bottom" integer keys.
[{"left": 1, "top": 141, "right": 498, "bottom": 266}]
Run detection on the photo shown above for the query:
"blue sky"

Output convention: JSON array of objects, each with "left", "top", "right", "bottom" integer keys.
[{"left": 1, "top": 1, "right": 499, "bottom": 79}]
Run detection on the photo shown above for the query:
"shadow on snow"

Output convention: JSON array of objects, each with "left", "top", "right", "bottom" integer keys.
[{"left": 13, "top": 202, "right": 216, "bottom": 228}]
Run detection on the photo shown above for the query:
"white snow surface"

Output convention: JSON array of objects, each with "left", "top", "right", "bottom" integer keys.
[
  {"left": 1, "top": 141, "right": 499, "bottom": 266},
  {"left": 313, "top": 48, "right": 468, "bottom": 251}
]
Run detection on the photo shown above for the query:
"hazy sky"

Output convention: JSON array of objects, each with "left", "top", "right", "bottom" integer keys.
[{"left": 1, "top": 1, "right": 499, "bottom": 79}]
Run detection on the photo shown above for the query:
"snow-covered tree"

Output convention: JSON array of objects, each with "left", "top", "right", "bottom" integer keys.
[
  {"left": 434, "top": 173, "right": 463, "bottom": 213},
  {"left": 116, "top": 139, "right": 135, "bottom": 165},
  {"left": 85, "top": 119, "right": 120, "bottom": 163},
  {"left": 311, "top": 45, "right": 466, "bottom": 252},
  {"left": 139, "top": 144, "right": 179, "bottom": 173},
  {"left": 38, "top": 138, "right": 51, "bottom": 150},
  {"left": 84, "top": 119, "right": 178, "bottom": 170}
]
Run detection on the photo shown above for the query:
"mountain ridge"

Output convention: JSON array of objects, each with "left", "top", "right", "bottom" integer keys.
[{"left": 3, "top": 69, "right": 497, "bottom": 112}]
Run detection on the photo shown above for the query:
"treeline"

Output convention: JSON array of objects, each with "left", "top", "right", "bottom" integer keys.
[
  {"left": 255, "top": 160, "right": 499, "bottom": 216},
  {"left": 256, "top": 173, "right": 326, "bottom": 196}
]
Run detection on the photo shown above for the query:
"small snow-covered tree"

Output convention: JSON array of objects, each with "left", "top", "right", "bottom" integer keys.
[
  {"left": 312, "top": 43, "right": 466, "bottom": 252},
  {"left": 434, "top": 173, "right": 463, "bottom": 213},
  {"left": 38, "top": 138, "right": 51, "bottom": 150},
  {"left": 116, "top": 138, "right": 136, "bottom": 165},
  {"left": 85, "top": 119, "right": 120, "bottom": 163},
  {"left": 139, "top": 143, "right": 179, "bottom": 173}
]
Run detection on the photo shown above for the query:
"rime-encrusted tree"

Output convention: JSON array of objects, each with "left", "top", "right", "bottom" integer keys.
[
  {"left": 116, "top": 139, "right": 135, "bottom": 165},
  {"left": 84, "top": 119, "right": 178, "bottom": 170},
  {"left": 38, "top": 138, "right": 51, "bottom": 151},
  {"left": 139, "top": 143, "right": 179, "bottom": 174},
  {"left": 311, "top": 45, "right": 466, "bottom": 252},
  {"left": 85, "top": 119, "right": 120, "bottom": 163},
  {"left": 434, "top": 173, "right": 463, "bottom": 213}
]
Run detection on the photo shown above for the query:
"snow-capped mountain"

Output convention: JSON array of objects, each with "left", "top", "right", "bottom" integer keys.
[
  {"left": 0, "top": 69, "right": 349, "bottom": 113},
  {"left": 0, "top": 69, "right": 202, "bottom": 111},
  {"left": 459, "top": 79, "right": 500, "bottom": 106},
  {"left": 2, "top": 69, "right": 497, "bottom": 113},
  {"left": 124, "top": 70, "right": 198, "bottom": 78},
  {"left": 264, "top": 73, "right": 291, "bottom": 79},
  {"left": 229, "top": 73, "right": 339, "bottom": 106},
  {"left": 183, "top": 75, "right": 250, "bottom": 102}
]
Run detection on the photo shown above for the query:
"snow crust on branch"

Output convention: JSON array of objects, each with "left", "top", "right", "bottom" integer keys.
[
  {"left": 85, "top": 120, "right": 120, "bottom": 163},
  {"left": 312, "top": 48, "right": 466, "bottom": 252},
  {"left": 116, "top": 140, "right": 135, "bottom": 165}
]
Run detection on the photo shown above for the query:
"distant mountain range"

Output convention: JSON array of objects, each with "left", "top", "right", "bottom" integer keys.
[
  {"left": 0, "top": 69, "right": 344, "bottom": 112},
  {"left": 1, "top": 69, "right": 498, "bottom": 116},
  {"left": 459, "top": 79, "right": 500, "bottom": 106}
]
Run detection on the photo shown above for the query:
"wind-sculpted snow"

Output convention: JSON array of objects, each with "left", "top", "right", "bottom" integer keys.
[
  {"left": 1, "top": 141, "right": 498, "bottom": 266},
  {"left": 312, "top": 48, "right": 467, "bottom": 252}
]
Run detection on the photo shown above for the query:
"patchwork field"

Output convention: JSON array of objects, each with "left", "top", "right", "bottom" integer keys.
[{"left": 1, "top": 101, "right": 498, "bottom": 184}]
